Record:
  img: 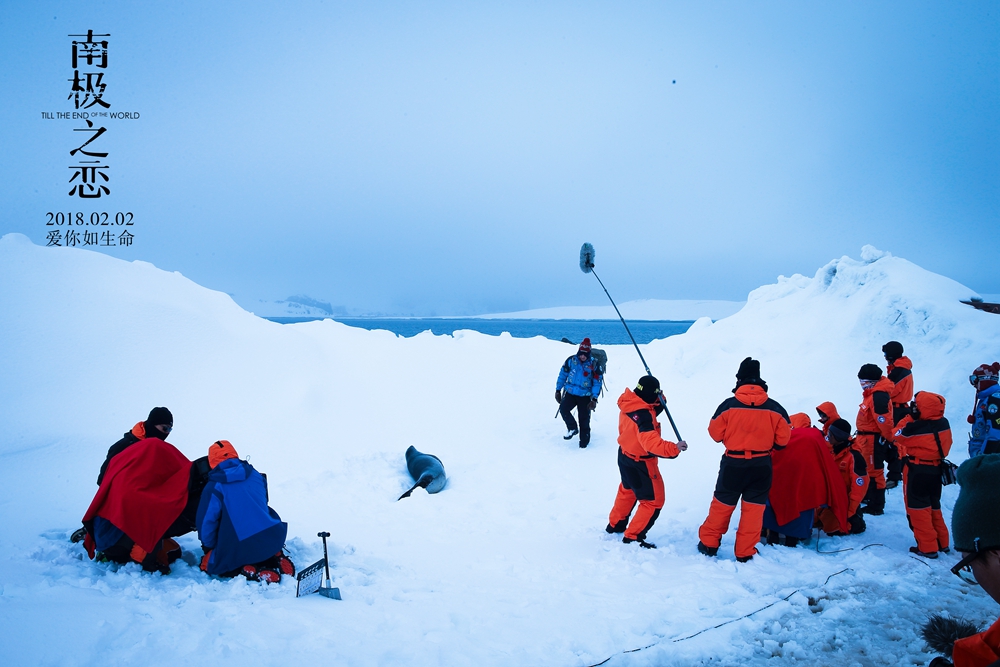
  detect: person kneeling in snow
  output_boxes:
[197,440,293,583]
[606,375,687,548]
[816,419,868,536]
[761,413,848,547]
[81,436,193,573]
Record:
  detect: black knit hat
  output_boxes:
[827,419,852,445]
[736,357,760,381]
[634,375,660,404]
[146,407,173,427]
[857,364,883,381]
[734,357,767,391]
[882,341,904,360]
[952,454,1000,553]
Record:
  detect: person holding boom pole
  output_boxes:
[577,244,688,548]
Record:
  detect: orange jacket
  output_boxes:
[617,388,681,460]
[708,385,791,454]
[886,356,914,406]
[831,438,868,516]
[953,616,1000,667]
[816,401,840,437]
[856,377,895,442]
[893,392,952,462]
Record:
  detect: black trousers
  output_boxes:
[559,392,592,445]
[712,455,773,505]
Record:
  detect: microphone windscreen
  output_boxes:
[579,243,595,274]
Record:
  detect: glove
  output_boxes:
[968,414,975,424]
[555,389,562,404]
[848,512,867,534]
[588,398,597,411]
[676,440,688,452]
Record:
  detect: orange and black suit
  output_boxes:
[894,391,952,554]
[698,385,791,560]
[855,376,895,492]
[816,435,868,534]
[815,402,840,440]
[887,356,914,423]
[608,388,682,542]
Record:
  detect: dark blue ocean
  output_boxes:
[263,317,694,345]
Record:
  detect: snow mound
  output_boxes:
[1,234,998,667]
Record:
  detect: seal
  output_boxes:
[397,446,447,500]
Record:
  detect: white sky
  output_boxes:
[2,1,997,315]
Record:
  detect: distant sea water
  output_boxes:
[263,317,695,345]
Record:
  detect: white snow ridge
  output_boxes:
[0,233,998,666]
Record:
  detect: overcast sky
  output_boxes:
[2,2,997,315]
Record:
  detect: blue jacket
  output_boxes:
[196,459,287,576]
[970,385,1000,457]
[556,354,603,397]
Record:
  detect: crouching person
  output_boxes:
[81,436,192,574]
[197,440,293,583]
[816,419,868,536]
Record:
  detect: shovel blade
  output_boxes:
[318,586,342,600]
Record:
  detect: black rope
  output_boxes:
[581,568,853,667]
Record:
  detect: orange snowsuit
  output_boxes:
[887,356,914,424]
[855,377,895,490]
[698,384,791,559]
[953,616,1000,667]
[894,391,952,553]
[815,402,840,439]
[608,388,682,542]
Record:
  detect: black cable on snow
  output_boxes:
[581,568,854,667]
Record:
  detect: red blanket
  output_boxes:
[83,438,191,554]
[770,427,849,533]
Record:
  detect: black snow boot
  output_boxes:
[909,546,939,559]
[736,553,755,563]
[861,488,885,515]
[783,536,799,548]
[606,519,628,534]
[697,541,718,557]
[623,537,656,549]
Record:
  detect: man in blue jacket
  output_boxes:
[555,337,603,448]
[197,440,292,583]
[969,363,1000,457]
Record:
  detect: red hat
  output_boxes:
[578,338,592,357]
[208,440,239,468]
[972,363,1000,390]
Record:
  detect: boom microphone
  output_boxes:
[578,242,682,440]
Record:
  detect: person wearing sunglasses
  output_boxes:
[943,454,1000,666]
[855,364,896,516]
[96,407,174,485]
[968,363,1000,458]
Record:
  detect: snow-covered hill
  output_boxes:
[0,234,998,667]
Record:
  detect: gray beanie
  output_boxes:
[952,454,1000,553]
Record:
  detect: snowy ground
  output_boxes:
[1,234,998,667]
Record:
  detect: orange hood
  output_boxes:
[914,391,946,420]
[789,413,812,429]
[816,402,840,422]
[734,384,769,406]
[618,387,656,413]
